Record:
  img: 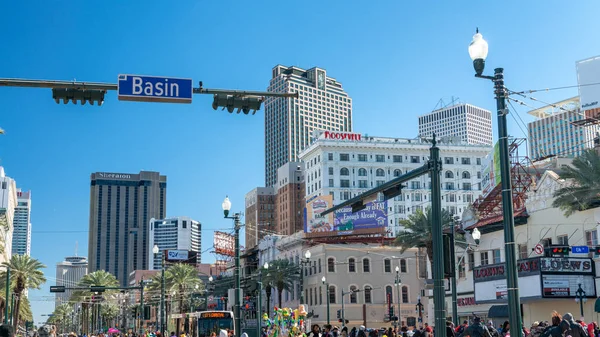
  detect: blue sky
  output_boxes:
[1,0,600,326]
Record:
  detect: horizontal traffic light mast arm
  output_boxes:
[54,285,143,291]
[321,164,431,215]
[196,86,298,98]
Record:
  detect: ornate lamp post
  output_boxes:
[415,296,424,324]
[395,266,401,325]
[322,276,330,325]
[152,244,166,337]
[299,250,311,305]
[222,196,242,337]
[575,283,587,320]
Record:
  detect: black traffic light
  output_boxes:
[144,305,151,320]
[546,245,570,257]
[90,286,106,293]
[52,88,106,106]
[336,309,341,319]
[594,246,600,254]
[388,306,394,318]
[50,286,65,293]
[443,234,454,278]
[212,94,263,114]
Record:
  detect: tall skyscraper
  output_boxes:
[11,189,32,256]
[148,216,202,270]
[55,256,88,306]
[265,65,353,187]
[418,103,493,145]
[89,171,167,286]
[244,187,276,249]
[275,162,305,236]
[527,96,600,160]
[0,166,17,263]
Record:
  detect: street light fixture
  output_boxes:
[575,283,587,320]
[322,276,330,325]
[415,296,424,324]
[395,266,401,325]
[469,28,522,337]
[152,244,166,337]
[471,228,481,245]
[257,262,269,337]
[299,250,311,305]
[222,196,242,337]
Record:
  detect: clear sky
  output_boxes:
[1,0,600,326]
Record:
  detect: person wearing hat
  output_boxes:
[486,322,499,337]
[463,317,492,337]
[560,313,587,337]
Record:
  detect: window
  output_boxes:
[458,259,465,278]
[358,180,368,188]
[348,258,356,272]
[461,158,471,165]
[319,286,323,305]
[340,180,350,188]
[448,193,456,202]
[328,167,334,175]
[444,157,454,164]
[329,179,334,187]
[477,171,482,179]
[465,194,473,203]
[384,259,392,273]
[340,154,349,161]
[400,259,407,273]
[328,153,334,160]
[557,235,569,246]
[376,155,385,162]
[518,244,528,260]
[463,183,472,190]
[468,252,475,270]
[376,180,385,186]
[376,169,385,177]
[476,158,481,165]
[445,171,454,179]
[586,230,598,246]
[462,171,471,179]
[364,286,372,303]
[363,258,370,272]
[385,286,393,302]
[358,168,367,176]
[329,286,336,304]
[328,258,335,272]
[401,286,409,303]
[411,181,420,189]
[394,169,402,177]
[340,168,350,176]
[480,251,489,266]
[358,154,367,162]
[318,258,322,273]
[350,286,358,303]
[493,249,502,264]
[411,156,420,163]
[309,288,313,306]
[393,155,402,163]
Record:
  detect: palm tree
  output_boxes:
[552,149,600,216]
[263,260,300,308]
[264,283,272,317]
[1,255,46,331]
[71,270,119,334]
[50,303,73,333]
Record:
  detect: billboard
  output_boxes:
[577,56,600,120]
[481,141,501,197]
[304,194,388,237]
[214,231,235,257]
[165,250,198,265]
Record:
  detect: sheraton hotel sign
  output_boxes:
[96,172,134,180]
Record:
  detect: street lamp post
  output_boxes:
[205,276,213,311]
[416,297,424,324]
[258,262,268,337]
[395,266,401,326]
[3,268,8,325]
[575,284,587,320]
[222,196,242,337]
[469,28,523,337]
[322,277,330,325]
[152,244,166,337]
[299,251,311,305]
[341,289,361,328]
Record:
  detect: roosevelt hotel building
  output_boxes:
[264,65,353,187]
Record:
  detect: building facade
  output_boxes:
[418,103,493,146]
[0,166,17,263]
[12,189,31,256]
[276,162,305,236]
[148,216,202,270]
[244,187,276,249]
[298,131,492,236]
[265,65,353,187]
[55,256,88,306]
[527,97,600,160]
[88,171,167,286]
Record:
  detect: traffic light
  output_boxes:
[50,286,65,293]
[336,309,341,319]
[546,245,570,256]
[212,94,263,114]
[594,246,600,254]
[52,88,106,106]
[443,234,454,278]
[90,286,106,293]
[388,306,394,318]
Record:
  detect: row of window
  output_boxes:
[305,284,411,306]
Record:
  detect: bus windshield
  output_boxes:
[197,311,234,337]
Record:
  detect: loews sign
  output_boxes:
[474,257,593,282]
[540,258,593,273]
[322,131,362,141]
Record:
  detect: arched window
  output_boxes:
[340,168,350,176]
[462,171,471,179]
[350,285,358,303]
[394,169,402,177]
[384,259,392,273]
[364,286,372,304]
[376,169,385,177]
[358,168,367,176]
[329,285,336,304]
[400,259,407,273]
[328,257,335,272]
[445,171,454,179]
[385,285,393,303]
[348,258,356,272]
[363,258,370,272]
[402,285,409,303]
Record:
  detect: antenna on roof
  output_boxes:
[75,241,78,257]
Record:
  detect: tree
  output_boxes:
[552,149,600,216]
[0,255,46,332]
[70,270,119,334]
[263,260,300,308]
[49,303,72,333]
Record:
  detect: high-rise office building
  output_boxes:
[55,256,88,306]
[527,96,600,160]
[265,65,353,187]
[12,189,31,256]
[0,166,17,263]
[244,187,276,249]
[148,216,201,270]
[89,171,167,286]
[418,103,493,145]
[275,162,305,236]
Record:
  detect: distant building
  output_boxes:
[244,187,276,249]
[88,171,167,286]
[0,167,17,263]
[527,96,600,160]
[265,65,353,187]
[418,103,493,145]
[12,189,32,256]
[55,256,88,306]
[148,216,201,270]
[275,162,305,236]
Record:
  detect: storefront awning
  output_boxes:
[594,298,600,313]
[488,305,509,318]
